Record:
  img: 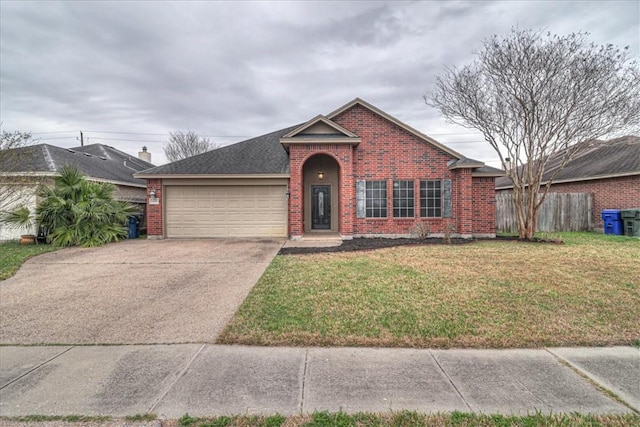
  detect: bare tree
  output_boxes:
[163,131,217,162]
[427,29,640,239]
[1,130,33,151]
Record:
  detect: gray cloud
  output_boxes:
[1,0,638,165]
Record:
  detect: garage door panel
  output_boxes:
[165,185,287,238]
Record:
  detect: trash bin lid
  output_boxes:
[620,208,640,219]
[601,209,622,219]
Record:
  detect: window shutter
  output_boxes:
[442,179,452,218]
[356,180,365,218]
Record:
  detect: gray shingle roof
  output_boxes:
[472,165,505,175]
[0,143,154,186]
[137,125,299,176]
[495,135,640,188]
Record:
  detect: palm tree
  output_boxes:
[36,165,138,247]
[0,205,37,244]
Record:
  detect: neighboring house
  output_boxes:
[0,143,154,240]
[136,98,503,240]
[495,135,640,231]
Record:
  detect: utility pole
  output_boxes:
[77,131,84,147]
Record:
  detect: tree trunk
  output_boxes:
[513,188,527,239]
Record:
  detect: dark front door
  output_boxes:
[311,185,331,230]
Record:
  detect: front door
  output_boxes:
[311,185,331,230]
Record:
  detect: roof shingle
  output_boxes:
[495,135,640,188]
[0,143,154,186]
[137,125,298,176]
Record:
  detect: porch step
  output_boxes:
[283,233,343,248]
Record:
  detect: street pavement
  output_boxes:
[0,345,637,418]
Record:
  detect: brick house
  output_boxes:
[137,98,503,240]
[495,135,640,231]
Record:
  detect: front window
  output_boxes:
[420,180,442,217]
[393,180,414,218]
[365,181,387,218]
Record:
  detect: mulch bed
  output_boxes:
[279,235,562,255]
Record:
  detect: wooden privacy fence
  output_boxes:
[496,193,593,233]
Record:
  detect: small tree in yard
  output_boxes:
[163,131,217,162]
[427,29,640,239]
[36,166,138,247]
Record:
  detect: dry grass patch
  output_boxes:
[218,233,639,348]
[165,411,640,427]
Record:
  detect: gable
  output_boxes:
[280,115,361,146]
[328,98,464,160]
[301,122,345,136]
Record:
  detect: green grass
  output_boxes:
[3,412,638,426]
[219,232,639,348]
[125,413,158,421]
[175,411,640,427]
[0,241,60,280]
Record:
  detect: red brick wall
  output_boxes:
[472,177,497,234]
[288,145,354,237]
[145,104,499,239]
[545,175,640,230]
[146,178,163,237]
[328,104,497,236]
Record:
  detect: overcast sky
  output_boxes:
[1,1,638,166]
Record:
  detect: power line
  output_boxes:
[429,132,481,136]
[37,137,78,141]
[90,137,167,143]
[29,130,252,139]
[83,130,168,136]
[30,130,78,134]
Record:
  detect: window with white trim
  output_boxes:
[393,180,414,218]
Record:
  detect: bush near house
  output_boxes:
[1,165,137,248]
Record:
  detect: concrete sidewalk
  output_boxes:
[0,345,637,418]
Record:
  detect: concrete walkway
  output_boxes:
[0,345,637,418]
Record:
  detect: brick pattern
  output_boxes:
[472,177,497,234]
[330,104,483,236]
[146,178,163,237]
[288,146,354,237]
[545,175,640,229]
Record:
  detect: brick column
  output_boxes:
[456,169,474,237]
[338,148,354,238]
[288,148,304,238]
[146,178,163,238]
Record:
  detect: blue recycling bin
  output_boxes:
[601,209,623,235]
[128,215,141,239]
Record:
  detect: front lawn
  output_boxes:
[218,233,639,348]
[0,241,59,280]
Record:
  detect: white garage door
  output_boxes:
[165,185,287,238]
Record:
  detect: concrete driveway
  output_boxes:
[0,239,283,345]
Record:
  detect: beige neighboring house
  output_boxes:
[0,143,154,241]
